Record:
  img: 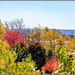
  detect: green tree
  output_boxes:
[27,42,46,70]
[52,45,72,74]
[0,48,41,74]
[13,42,28,63]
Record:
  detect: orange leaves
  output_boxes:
[41,58,59,72]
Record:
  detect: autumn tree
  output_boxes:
[67,36,75,59]
[41,27,53,41]
[66,36,75,52]
[40,27,56,55]
[0,20,8,40]
[62,33,66,37]
[3,31,24,50]
[0,20,9,50]
[29,27,41,42]
[52,29,61,34]
[52,29,61,40]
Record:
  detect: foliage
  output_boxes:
[67,36,75,51]
[3,31,24,50]
[57,38,65,47]
[0,21,41,74]
[66,36,75,60]
[53,45,72,74]
[47,49,53,59]
[41,58,59,72]
[0,20,9,51]
[0,41,9,50]
[52,29,61,40]
[29,27,41,42]
[52,29,61,34]
[62,33,67,38]
[41,27,53,41]
[27,41,46,70]
[0,20,8,40]
[40,42,51,52]
[40,27,57,55]
[13,42,28,62]
[0,48,41,74]
[71,59,75,74]
[1,19,75,74]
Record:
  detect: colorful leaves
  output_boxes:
[0,21,8,39]
[0,47,41,74]
[3,31,24,50]
[41,58,59,72]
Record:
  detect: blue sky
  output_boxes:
[0,1,75,29]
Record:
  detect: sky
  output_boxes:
[0,1,75,29]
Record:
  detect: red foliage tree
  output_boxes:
[41,58,59,72]
[3,31,24,50]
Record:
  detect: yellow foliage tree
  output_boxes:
[29,27,41,42]
[0,20,9,50]
[0,20,8,40]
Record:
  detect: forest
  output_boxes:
[0,19,75,74]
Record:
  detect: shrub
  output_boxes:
[0,48,41,74]
[71,59,75,74]
[0,21,41,74]
[0,20,9,50]
[0,41,9,50]
[3,31,24,50]
[41,58,59,72]
[47,49,53,59]
[27,41,46,70]
[52,45,73,74]
[0,20,8,40]
[13,42,28,62]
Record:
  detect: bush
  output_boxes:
[0,42,41,74]
[3,31,24,50]
[0,20,9,51]
[47,49,53,59]
[52,45,73,74]
[41,58,59,73]
[0,41,9,50]
[71,59,75,74]
[0,20,8,40]
[13,42,28,62]
[0,22,41,74]
[27,41,46,70]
